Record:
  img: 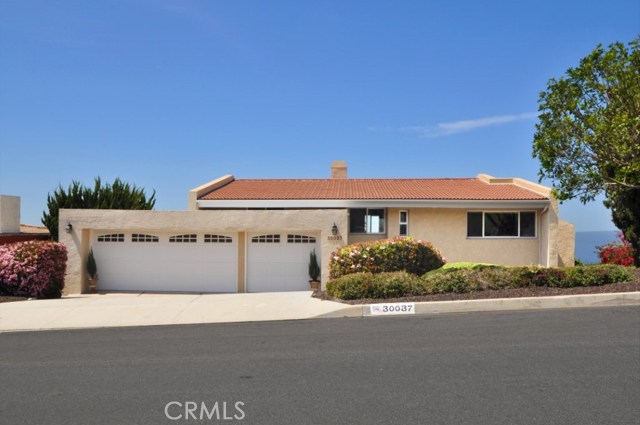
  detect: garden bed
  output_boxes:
[315,267,640,304]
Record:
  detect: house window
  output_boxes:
[97,233,124,242]
[287,234,316,243]
[399,210,409,236]
[169,234,197,243]
[132,234,159,243]
[204,234,233,243]
[349,208,385,234]
[467,212,537,238]
[251,234,280,243]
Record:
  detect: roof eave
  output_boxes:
[197,199,551,209]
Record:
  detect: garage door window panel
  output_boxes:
[97,233,124,242]
[287,234,316,243]
[132,234,159,243]
[204,234,233,243]
[169,234,197,243]
[251,234,280,243]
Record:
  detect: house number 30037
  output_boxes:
[369,303,415,315]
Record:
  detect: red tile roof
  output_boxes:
[199,178,548,201]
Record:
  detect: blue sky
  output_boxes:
[0,0,637,231]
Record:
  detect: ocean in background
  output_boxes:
[575,230,618,264]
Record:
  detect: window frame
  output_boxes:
[399,210,409,237]
[467,211,537,239]
[348,208,386,235]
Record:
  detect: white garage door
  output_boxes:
[247,233,320,292]
[92,232,237,292]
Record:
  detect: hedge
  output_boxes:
[325,272,425,300]
[326,264,633,300]
[0,240,68,298]
[329,237,446,279]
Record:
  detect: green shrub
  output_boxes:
[308,249,320,281]
[569,264,633,285]
[326,272,424,300]
[326,264,632,300]
[564,266,601,286]
[87,247,98,279]
[421,270,479,293]
[422,267,517,293]
[469,266,518,290]
[509,265,545,287]
[510,264,631,288]
[534,268,568,287]
[426,262,503,275]
[329,237,445,279]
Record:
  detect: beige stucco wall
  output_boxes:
[59,209,348,295]
[347,233,387,244]
[541,199,560,267]
[0,195,21,234]
[388,208,542,266]
[329,206,570,267]
[557,219,575,267]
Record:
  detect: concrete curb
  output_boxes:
[315,292,640,319]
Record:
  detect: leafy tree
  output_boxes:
[43,177,156,241]
[532,38,640,265]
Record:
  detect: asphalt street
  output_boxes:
[1,306,639,425]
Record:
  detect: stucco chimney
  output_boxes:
[331,161,347,179]
[0,195,20,234]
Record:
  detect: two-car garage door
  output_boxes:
[92,232,237,293]
[92,231,320,293]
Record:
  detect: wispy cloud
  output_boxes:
[400,112,538,138]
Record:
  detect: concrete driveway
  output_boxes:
[0,291,354,332]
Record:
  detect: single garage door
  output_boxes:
[92,232,237,292]
[247,232,320,292]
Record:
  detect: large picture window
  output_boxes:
[349,208,385,234]
[467,212,536,238]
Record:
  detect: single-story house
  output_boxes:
[60,161,575,295]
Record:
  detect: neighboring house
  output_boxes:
[60,161,574,295]
[0,195,50,245]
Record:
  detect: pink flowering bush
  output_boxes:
[0,241,67,298]
[597,232,635,267]
[329,237,446,279]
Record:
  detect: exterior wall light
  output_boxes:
[331,223,338,236]
[65,223,73,233]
